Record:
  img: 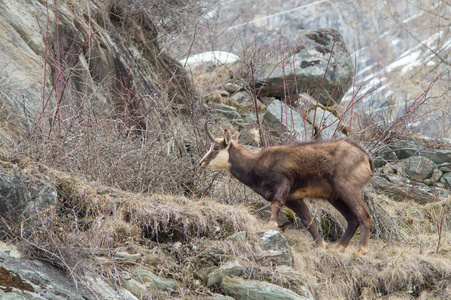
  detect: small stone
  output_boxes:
[132,268,178,291]
[439,163,451,172]
[224,82,241,93]
[432,169,443,182]
[226,231,247,241]
[442,172,451,187]
[207,261,244,287]
[123,278,146,297]
[259,230,293,266]
[116,252,142,262]
[231,91,252,103]
[194,266,217,281]
[214,89,230,97]
[213,104,242,121]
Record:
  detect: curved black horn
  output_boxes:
[205,120,216,142]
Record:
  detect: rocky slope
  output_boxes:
[0,0,450,299]
[0,0,193,143]
[0,152,450,299]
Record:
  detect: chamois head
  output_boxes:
[200,120,238,171]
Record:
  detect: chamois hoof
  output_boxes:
[354,247,369,256]
[267,221,279,230]
[316,241,328,250]
[335,245,347,253]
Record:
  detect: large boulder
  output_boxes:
[255,28,353,106]
[220,276,311,300]
[306,105,348,140]
[392,140,451,164]
[371,174,450,204]
[0,171,57,237]
[263,100,314,141]
[396,156,437,181]
[0,245,137,300]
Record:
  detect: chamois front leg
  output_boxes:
[268,200,283,229]
[267,182,289,230]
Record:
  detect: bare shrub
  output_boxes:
[0,0,214,198]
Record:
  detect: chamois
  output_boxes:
[200,120,374,254]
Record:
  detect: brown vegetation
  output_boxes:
[0,0,450,299]
[1,152,449,299]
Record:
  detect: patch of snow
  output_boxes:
[385,50,421,73]
[179,51,239,68]
[391,38,401,46]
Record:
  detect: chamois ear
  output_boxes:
[230,131,240,141]
[224,129,231,145]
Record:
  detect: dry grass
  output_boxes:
[1,153,449,299]
[0,1,449,298]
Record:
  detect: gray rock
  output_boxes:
[213,103,243,123]
[263,100,313,141]
[226,231,248,241]
[194,266,217,281]
[429,150,451,165]
[442,173,451,187]
[259,230,293,266]
[0,0,52,138]
[224,82,242,93]
[214,89,231,97]
[276,266,313,299]
[132,267,179,291]
[374,145,398,168]
[0,0,192,142]
[0,173,57,237]
[123,278,147,298]
[439,163,451,172]
[212,294,235,300]
[231,91,253,103]
[207,261,244,286]
[396,156,437,180]
[256,28,353,106]
[306,105,347,139]
[432,169,443,182]
[393,141,451,164]
[0,251,136,300]
[371,174,450,204]
[393,140,425,159]
[0,241,22,258]
[116,252,142,262]
[220,276,311,300]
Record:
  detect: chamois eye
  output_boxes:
[213,146,219,151]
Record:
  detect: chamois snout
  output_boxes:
[199,140,231,171]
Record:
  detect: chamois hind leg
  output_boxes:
[328,198,359,252]
[334,184,372,254]
[286,199,327,249]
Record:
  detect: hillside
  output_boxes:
[0,0,450,299]
[1,152,450,299]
